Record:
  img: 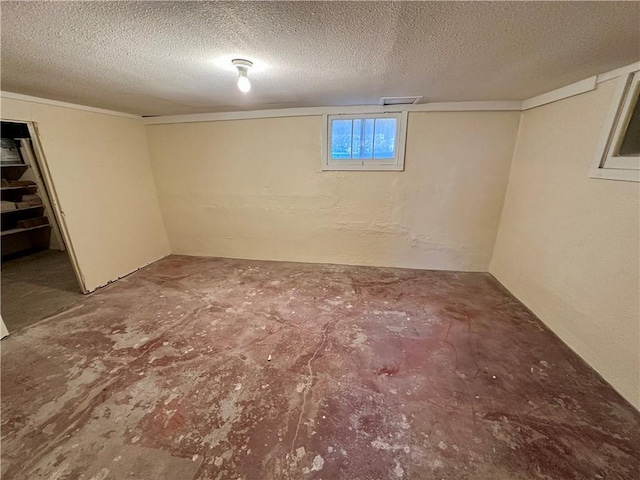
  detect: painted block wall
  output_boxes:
[0,98,170,292]
[490,79,640,408]
[4,87,636,411]
[145,111,521,272]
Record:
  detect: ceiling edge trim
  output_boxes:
[142,101,523,125]
[522,61,640,111]
[521,77,597,111]
[597,62,640,84]
[0,91,142,120]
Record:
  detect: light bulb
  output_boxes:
[237,75,251,93]
[232,59,253,94]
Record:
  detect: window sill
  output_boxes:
[322,163,404,172]
[589,167,640,182]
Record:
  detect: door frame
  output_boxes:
[1,314,8,339]
[2,118,87,293]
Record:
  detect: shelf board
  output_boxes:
[1,224,50,237]
[1,205,44,214]
[1,164,31,181]
[0,185,36,191]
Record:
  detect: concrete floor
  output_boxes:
[1,249,82,332]
[1,255,638,480]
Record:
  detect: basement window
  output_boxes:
[591,70,640,182]
[322,112,407,171]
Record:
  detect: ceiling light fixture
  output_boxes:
[232,59,253,93]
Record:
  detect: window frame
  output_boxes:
[321,111,408,171]
[591,70,640,182]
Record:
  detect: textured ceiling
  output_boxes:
[1,1,639,116]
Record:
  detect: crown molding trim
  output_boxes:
[142,101,523,125]
[0,91,142,120]
[596,62,640,84]
[521,62,640,111]
[521,77,597,111]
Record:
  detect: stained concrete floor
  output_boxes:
[1,249,82,332]
[1,255,638,480]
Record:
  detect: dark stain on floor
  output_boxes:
[1,255,638,479]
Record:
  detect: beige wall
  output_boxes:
[146,111,520,272]
[3,88,637,408]
[1,98,170,292]
[490,79,640,408]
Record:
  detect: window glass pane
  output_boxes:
[363,118,375,158]
[330,116,398,161]
[373,118,397,159]
[351,119,375,159]
[619,89,640,157]
[331,119,352,159]
[352,119,362,158]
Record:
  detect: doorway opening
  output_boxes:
[1,120,84,334]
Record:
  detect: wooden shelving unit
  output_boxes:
[1,162,51,258]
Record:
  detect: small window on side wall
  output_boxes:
[591,70,640,182]
[322,112,408,171]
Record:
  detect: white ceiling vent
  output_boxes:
[380,96,423,106]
